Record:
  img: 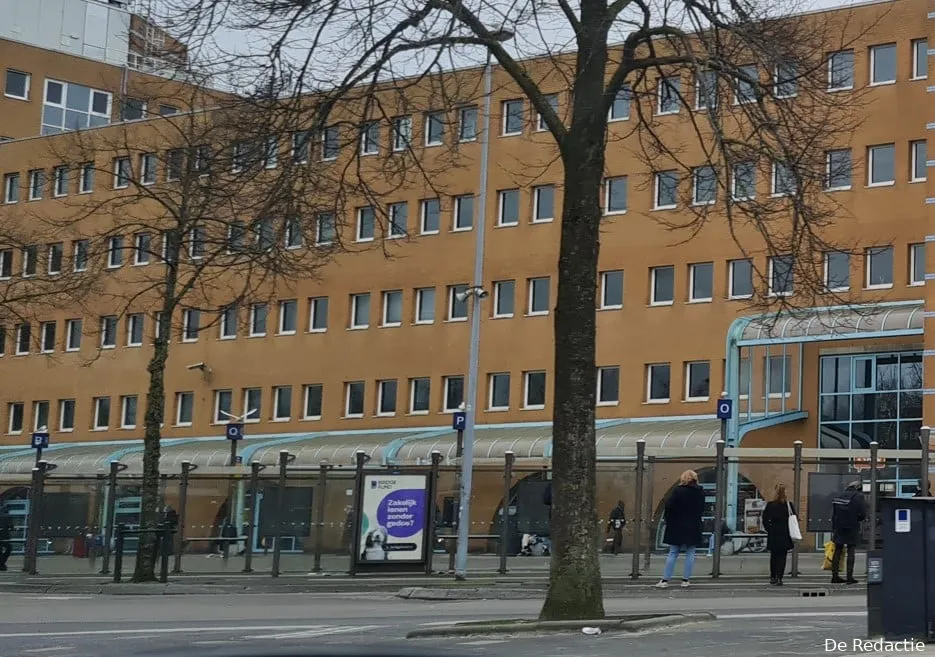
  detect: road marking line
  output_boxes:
[244,625,384,640]
[0,625,336,639]
[23,648,74,653]
[458,640,508,646]
[718,611,866,620]
[22,596,93,601]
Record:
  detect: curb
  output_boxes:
[395,586,859,601]
[405,612,716,638]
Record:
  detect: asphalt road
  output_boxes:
[0,592,869,657]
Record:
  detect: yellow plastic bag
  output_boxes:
[822,541,835,570]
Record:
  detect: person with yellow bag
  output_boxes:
[829,481,867,584]
[822,540,835,571]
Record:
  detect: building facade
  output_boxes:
[0,0,932,553]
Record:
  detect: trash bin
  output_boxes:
[72,534,88,558]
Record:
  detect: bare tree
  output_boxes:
[159,0,884,616]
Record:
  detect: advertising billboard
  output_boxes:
[356,473,429,567]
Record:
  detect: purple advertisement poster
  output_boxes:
[357,474,428,563]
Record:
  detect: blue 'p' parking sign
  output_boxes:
[716,399,733,420]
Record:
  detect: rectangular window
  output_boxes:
[93,397,110,430]
[382,290,403,327]
[47,242,63,275]
[4,69,30,99]
[392,116,412,151]
[285,217,302,248]
[140,153,157,185]
[278,299,297,334]
[65,319,82,351]
[769,255,794,296]
[357,206,375,242]
[410,378,431,414]
[388,202,407,238]
[360,121,380,155]
[772,162,795,195]
[415,288,435,324]
[41,80,111,135]
[600,270,624,309]
[315,212,335,246]
[488,373,511,410]
[685,361,711,401]
[107,236,124,268]
[493,280,515,318]
[732,161,756,200]
[764,355,792,396]
[3,173,19,203]
[654,170,678,209]
[825,149,852,190]
[159,105,178,116]
[13,324,26,355]
[127,313,144,346]
[244,388,262,422]
[604,176,627,214]
[22,245,37,277]
[114,157,130,189]
[214,389,233,423]
[825,251,850,292]
[377,379,397,416]
[249,303,268,336]
[182,308,200,341]
[303,384,323,420]
[7,402,24,434]
[132,232,152,265]
[321,126,340,160]
[695,70,717,110]
[175,392,194,426]
[870,43,897,85]
[523,371,547,409]
[264,136,279,169]
[528,277,550,315]
[657,76,681,114]
[646,363,671,402]
[220,305,238,339]
[78,163,94,192]
[309,297,328,332]
[911,141,927,182]
[828,50,855,90]
[58,399,75,432]
[536,94,559,131]
[420,198,440,234]
[443,375,464,412]
[350,293,370,329]
[100,315,118,348]
[912,38,928,80]
[40,321,55,353]
[120,395,137,429]
[773,61,797,98]
[345,381,365,417]
[121,97,145,121]
[692,166,716,205]
[597,366,620,405]
[273,386,292,420]
[689,262,714,302]
[292,131,311,163]
[33,400,50,432]
[532,185,555,223]
[865,246,894,288]
[910,243,925,286]
[28,169,45,200]
[53,166,69,197]
[425,111,445,146]
[163,149,183,182]
[73,240,88,272]
[868,144,896,186]
[0,250,10,279]
[189,225,205,259]
[502,100,524,135]
[650,265,675,305]
[734,64,758,104]
[497,189,520,226]
[458,106,478,141]
[609,85,631,120]
[454,195,474,230]
[448,285,468,321]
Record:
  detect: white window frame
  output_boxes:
[92,397,110,430]
[220,305,238,339]
[14,323,29,355]
[646,363,671,403]
[502,100,524,136]
[599,270,624,310]
[733,64,758,105]
[65,319,82,352]
[771,162,795,196]
[912,38,928,80]
[522,371,547,410]
[442,376,464,413]
[773,62,797,99]
[685,361,711,402]
[458,106,478,142]
[447,285,468,321]
[409,378,431,415]
[22,245,37,278]
[376,380,397,417]
[308,297,328,332]
[694,70,716,110]
[120,396,137,429]
[53,166,68,197]
[653,171,678,210]
[42,79,111,134]
[4,69,30,100]
[100,316,117,349]
[278,299,298,335]
[827,50,854,91]
[141,153,157,185]
[910,243,926,287]
[425,111,445,146]
[47,243,63,275]
[28,169,44,200]
[344,381,365,418]
[243,388,262,423]
[315,213,335,246]
[175,392,194,427]
[865,246,894,290]
[7,402,24,434]
[768,255,794,297]
[420,198,440,235]
[824,251,850,293]
[182,308,200,342]
[656,76,680,115]
[303,384,323,420]
[133,233,151,266]
[731,162,755,200]
[381,290,403,327]
[213,389,233,424]
[73,240,88,272]
[596,366,620,406]
[649,266,675,306]
[910,140,927,183]
[284,217,302,249]
[392,116,412,152]
[356,206,375,242]
[691,166,716,206]
[3,173,18,204]
[527,277,550,316]
[388,202,407,238]
[536,94,558,132]
[113,157,130,189]
[127,313,144,347]
[825,149,852,191]
[272,386,292,421]
[532,185,555,223]
[0,249,10,280]
[688,262,714,303]
[414,288,435,324]
[497,189,519,227]
[107,236,123,268]
[249,303,267,337]
[604,176,627,215]
[264,136,279,169]
[78,163,94,193]
[869,43,897,86]
[350,293,370,329]
[492,280,514,318]
[488,373,510,411]
[608,86,631,121]
[58,399,75,432]
[359,121,380,156]
[453,195,473,232]
[867,144,896,187]
[39,321,55,354]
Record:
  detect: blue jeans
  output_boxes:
[662,544,697,581]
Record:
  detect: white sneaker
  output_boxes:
[681,580,691,588]
[655,580,668,588]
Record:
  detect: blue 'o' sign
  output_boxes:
[716,399,733,420]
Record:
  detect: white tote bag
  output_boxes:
[787,501,803,541]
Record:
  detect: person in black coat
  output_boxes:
[831,481,867,584]
[0,503,12,571]
[762,483,796,586]
[656,470,706,588]
[606,501,626,555]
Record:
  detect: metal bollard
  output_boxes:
[868,442,879,553]
[712,440,726,578]
[174,461,196,574]
[159,525,170,583]
[243,461,265,573]
[498,451,515,575]
[100,461,126,575]
[347,450,371,576]
[113,524,126,583]
[312,461,332,573]
[790,440,803,578]
[630,440,646,579]
[425,451,442,576]
[271,450,295,578]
